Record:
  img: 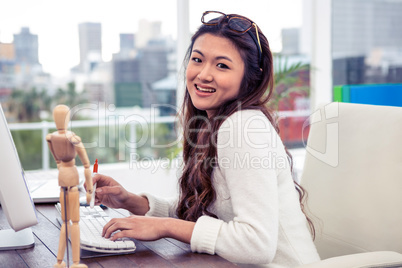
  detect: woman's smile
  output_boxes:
[195,84,216,93]
[194,84,216,97]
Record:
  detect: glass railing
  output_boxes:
[9,110,310,171]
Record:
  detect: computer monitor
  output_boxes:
[0,104,38,250]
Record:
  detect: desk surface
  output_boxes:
[0,204,237,268]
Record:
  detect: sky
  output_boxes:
[0,0,302,78]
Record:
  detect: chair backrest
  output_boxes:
[300,102,402,259]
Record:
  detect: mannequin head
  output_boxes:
[53,105,70,133]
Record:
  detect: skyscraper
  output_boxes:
[113,34,136,60]
[78,22,102,73]
[12,27,47,91]
[13,27,39,64]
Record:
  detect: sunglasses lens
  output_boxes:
[228,18,252,32]
[203,12,224,24]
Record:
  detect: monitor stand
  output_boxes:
[0,228,35,250]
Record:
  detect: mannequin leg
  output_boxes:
[54,188,69,268]
[69,187,87,268]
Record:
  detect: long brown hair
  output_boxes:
[176,13,315,238]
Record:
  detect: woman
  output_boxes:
[92,11,320,267]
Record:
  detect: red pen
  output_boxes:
[90,159,98,208]
[93,159,98,173]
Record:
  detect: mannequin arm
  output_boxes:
[69,133,93,204]
[46,133,61,167]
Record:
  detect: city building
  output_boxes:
[113,34,137,60]
[332,0,402,85]
[0,43,15,60]
[80,61,114,105]
[78,22,102,73]
[113,58,142,107]
[13,27,39,64]
[0,27,53,94]
[112,19,175,110]
[151,74,177,116]
[120,33,135,51]
[72,19,176,110]
[113,38,172,108]
[13,27,47,91]
[0,43,15,99]
[71,22,113,104]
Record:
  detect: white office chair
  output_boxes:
[297,102,402,267]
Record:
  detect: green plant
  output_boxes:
[269,53,310,110]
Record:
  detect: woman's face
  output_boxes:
[186,33,245,117]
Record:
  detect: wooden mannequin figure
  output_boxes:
[46,104,93,268]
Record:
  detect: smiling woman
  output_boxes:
[91,10,319,268]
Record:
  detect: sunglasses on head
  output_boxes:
[201,11,262,67]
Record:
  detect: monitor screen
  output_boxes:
[0,104,38,250]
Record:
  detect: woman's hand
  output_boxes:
[89,174,150,215]
[89,174,130,209]
[103,216,166,241]
[102,216,195,244]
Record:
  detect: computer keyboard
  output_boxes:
[55,203,136,254]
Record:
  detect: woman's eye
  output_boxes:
[217,63,229,69]
[192,57,202,63]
